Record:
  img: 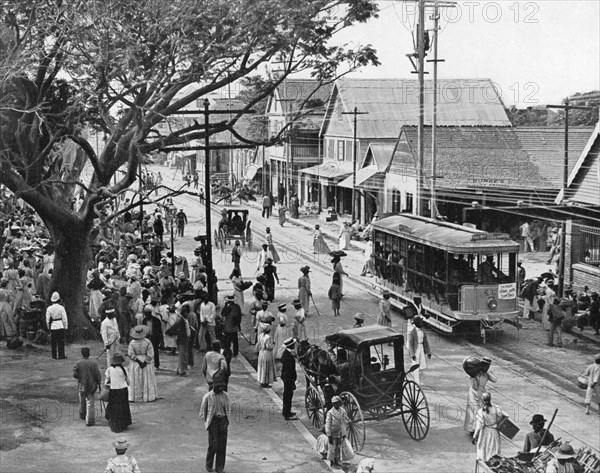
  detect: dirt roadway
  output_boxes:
[0,340,330,473]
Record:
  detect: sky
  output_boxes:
[333,0,600,107]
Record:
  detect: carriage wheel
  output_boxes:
[401,380,430,440]
[305,385,325,430]
[340,392,365,453]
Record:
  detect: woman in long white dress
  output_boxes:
[407,317,431,385]
[127,325,158,402]
[540,283,556,330]
[272,304,293,360]
[464,358,498,433]
[473,392,504,461]
[0,282,17,339]
[257,324,277,387]
[265,227,280,263]
[338,222,351,251]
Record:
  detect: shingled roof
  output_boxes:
[391,126,552,190]
[322,78,511,139]
[514,127,594,188]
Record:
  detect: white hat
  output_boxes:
[50,292,60,302]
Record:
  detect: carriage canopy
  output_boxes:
[326,325,404,350]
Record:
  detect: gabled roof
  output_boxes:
[268,79,333,118]
[363,143,395,171]
[555,122,600,204]
[392,126,552,190]
[322,78,511,139]
[515,127,594,188]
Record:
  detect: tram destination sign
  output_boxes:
[471,233,510,241]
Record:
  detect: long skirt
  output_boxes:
[464,387,480,433]
[257,349,277,384]
[273,324,293,359]
[128,364,158,402]
[269,244,280,263]
[105,388,132,433]
[89,289,103,319]
[313,235,331,254]
[0,302,17,339]
[476,425,501,461]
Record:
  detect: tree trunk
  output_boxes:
[46,222,98,341]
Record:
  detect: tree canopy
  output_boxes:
[0,0,379,336]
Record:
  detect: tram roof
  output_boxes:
[372,215,520,254]
[326,325,403,350]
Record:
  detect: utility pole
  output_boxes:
[160,102,255,303]
[546,98,594,295]
[342,107,368,222]
[416,0,426,216]
[427,0,443,218]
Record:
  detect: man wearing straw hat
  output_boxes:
[280,338,298,420]
[545,443,582,473]
[104,438,142,473]
[200,372,231,473]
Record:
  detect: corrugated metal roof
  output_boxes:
[372,214,520,254]
[364,143,396,171]
[392,126,553,190]
[300,160,354,180]
[276,79,333,114]
[326,78,511,139]
[515,127,594,188]
[338,166,379,189]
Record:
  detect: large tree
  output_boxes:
[0,0,379,338]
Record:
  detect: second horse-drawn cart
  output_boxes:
[214,208,252,251]
[297,325,431,453]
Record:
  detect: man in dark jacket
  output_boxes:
[73,347,102,426]
[221,295,242,358]
[153,214,165,242]
[280,338,298,420]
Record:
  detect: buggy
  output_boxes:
[297,325,430,453]
[214,208,252,251]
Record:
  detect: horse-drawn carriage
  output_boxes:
[214,208,252,251]
[298,325,430,453]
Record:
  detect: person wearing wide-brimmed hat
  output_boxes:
[200,372,231,473]
[273,303,292,359]
[104,353,132,433]
[104,438,141,473]
[472,392,505,461]
[292,299,307,342]
[353,313,364,328]
[545,442,582,473]
[46,291,68,359]
[464,357,497,434]
[280,338,298,420]
[297,266,312,316]
[583,353,600,415]
[523,413,555,453]
[127,325,158,403]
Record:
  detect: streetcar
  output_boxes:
[298,326,430,453]
[371,214,520,339]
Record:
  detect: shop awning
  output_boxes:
[338,166,379,189]
[243,163,261,181]
[300,161,354,181]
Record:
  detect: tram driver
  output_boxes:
[477,255,504,285]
